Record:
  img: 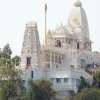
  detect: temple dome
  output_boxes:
[51,23,69,38]
[55,23,68,34]
[74,0,82,7]
[67,0,90,40]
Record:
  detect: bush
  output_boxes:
[75,88,100,100]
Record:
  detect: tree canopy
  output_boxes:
[2,44,12,58]
[0,44,21,100]
[79,76,90,91]
[27,80,56,100]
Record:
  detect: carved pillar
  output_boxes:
[50,52,52,69]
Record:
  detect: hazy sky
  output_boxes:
[0,0,99,55]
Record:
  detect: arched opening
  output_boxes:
[55,40,61,47]
[77,42,80,49]
[26,57,31,66]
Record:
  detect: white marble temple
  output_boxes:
[20,0,99,95]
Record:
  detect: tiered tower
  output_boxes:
[21,21,40,69]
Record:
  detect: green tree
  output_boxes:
[0,45,21,100]
[27,80,56,100]
[0,80,19,100]
[2,44,12,58]
[0,57,21,80]
[15,88,28,100]
[93,70,100,88]
[12,55,21,66]
[75,88,100,100]
[0,61,21,100]
[79,76,90,91]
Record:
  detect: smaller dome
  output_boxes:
[51,24,70,38]
[74,0,82,7]
[55,23,68,34]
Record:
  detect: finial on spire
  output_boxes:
[74,0,82,7]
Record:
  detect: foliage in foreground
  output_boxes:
[74,69,100,100]
[75,88,100,100]
[0,44,21,100]
[0,44,56,100]
[93,70,100,88]
[27,80,56,100]
[79,76,90,91]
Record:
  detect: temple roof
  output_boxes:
[55,23,68,34]
[51,24,69,38]
[26,21,37,28]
